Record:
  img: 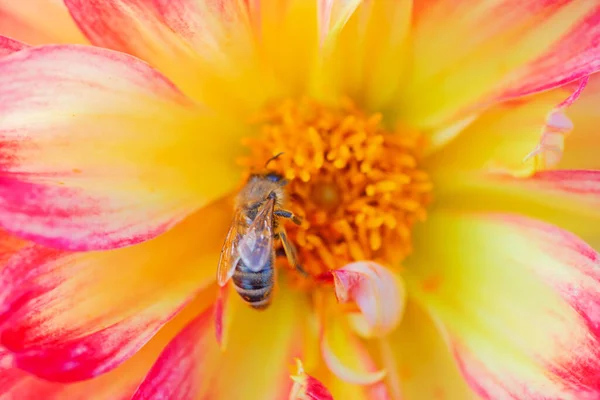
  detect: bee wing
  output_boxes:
[239,197,274,272]
[217,211,244,287]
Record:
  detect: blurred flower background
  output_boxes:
[1,1,600,399]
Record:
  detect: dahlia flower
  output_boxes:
[1,1,600,399]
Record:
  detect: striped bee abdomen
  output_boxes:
[232,259,274,310]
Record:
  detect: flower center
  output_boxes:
[239,98,432,282]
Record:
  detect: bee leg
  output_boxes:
[273,209,303,225]
[278,228,308,276]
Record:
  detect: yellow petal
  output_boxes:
[255,0,320,97]
[315,0,412,109]
[205,291,307,399]
[385,300,475,400]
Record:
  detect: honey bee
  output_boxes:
[217,154,303,310]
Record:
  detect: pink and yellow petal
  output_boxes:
[134,289,305,400]
[406,211,600,398]
[64,0,277,115]
[1,291,215,399]
[482,170,600,219]
[0,199,231,382]
[0,0,87,45]
[0,45,244,250]
[399,1,600,128]
[433,167,600,254]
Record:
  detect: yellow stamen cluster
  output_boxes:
[239,98,432,278]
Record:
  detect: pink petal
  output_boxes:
[289,359,334,400]
[0,201,231,382]
[409,211,600,399]
[0,44,227,251]
[0,35,28,57]
[332,261,406,338]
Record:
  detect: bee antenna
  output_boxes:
[265,152,285,168]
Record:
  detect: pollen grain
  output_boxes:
[239,98,432,279]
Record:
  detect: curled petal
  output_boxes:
[0,35,28,57]
[320,311,386,385]
[0,45,241,250]
[408,211,600,399]
[522,76,589,172]
[426,84,582,180]
[289,359,334,400]
[332,261,406,338]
